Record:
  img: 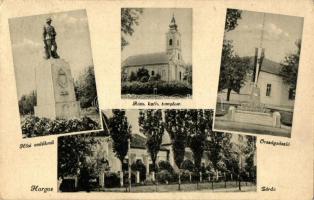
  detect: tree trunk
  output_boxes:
[178,172,181,191]
[227,88,232,101]
[120,160,124,187]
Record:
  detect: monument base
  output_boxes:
[35,101,81,120]
[228,106,281,128]
[34,58,81,120]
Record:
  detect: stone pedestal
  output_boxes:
[34,59,80,119]
[250,84,261,104]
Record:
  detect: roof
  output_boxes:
[248,57,282,75]
[123,52,169,67]
[131,133,168,151]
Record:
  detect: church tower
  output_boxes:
[166,15,182,61]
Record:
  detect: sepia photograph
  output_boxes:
[121,8,192,99]
[9,9,102,138]
[58,109,256,192]
[214,9,303,138]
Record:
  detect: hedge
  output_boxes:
[121,81,192,96]
[21,115,100,138]
[104,172,120,188]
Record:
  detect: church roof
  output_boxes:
[123,52,169,67]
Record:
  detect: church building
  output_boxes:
[122,15,186,82]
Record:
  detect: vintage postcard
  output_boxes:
[0,1,313,200]
[121,8,192,99]
[9,9,103,138]
[58,109,256,193]
[213,9,304,138]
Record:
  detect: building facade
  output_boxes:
[219,58,295,109]
[122,16,186,82]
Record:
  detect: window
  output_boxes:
[169,39,172,46]
[178,53,180,60]
[151,70,155,76]
[162,70,166,78]
[289,88,295,100]
[177,40,179,46]
[179,72,182,80]
[266,84,271,96]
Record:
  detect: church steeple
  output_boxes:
[166,14,181,60]
[169,14,177,30]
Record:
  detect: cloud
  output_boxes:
[12,38,42,50]
[236,22,290,41]
[53,13,87,26]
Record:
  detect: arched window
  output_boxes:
[169,39,172,46]
[179,72,182,80]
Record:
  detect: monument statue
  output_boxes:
[34,16,80,120]
[43,17,59,59]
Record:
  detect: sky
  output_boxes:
[121,8,192,64]
[225,10,303,63]
[9,9,93,98]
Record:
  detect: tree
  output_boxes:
[108,109,132,185]
[218,41,251,101]
[58,135,99,178]
[18,90,37,115]
[183,64,192,85]
[244,135,256,182]
[138,109,164,173]
[121,8,143,50]
[75,65,98,108]
[187,110,212,173]
[280,39,301,90]
[219,8,248,101]
[128,71,137,82]
[136,67,150,82]
[164,109,190,190]
[225,9,242,32]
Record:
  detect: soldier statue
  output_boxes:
[43,17,59,59]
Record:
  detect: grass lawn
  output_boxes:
[92,181,256,193]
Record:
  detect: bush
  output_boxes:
[158,160,174,174]
[156,170,173,184]
[21,115,100,138]
[191,171,201,182]
[181,160,195,172]
[121,81,192,96]
[180,170,192,183]
[104,172,120,188]
[149,74,161,81]
[128,71,137,82]
[18,91,37,115]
